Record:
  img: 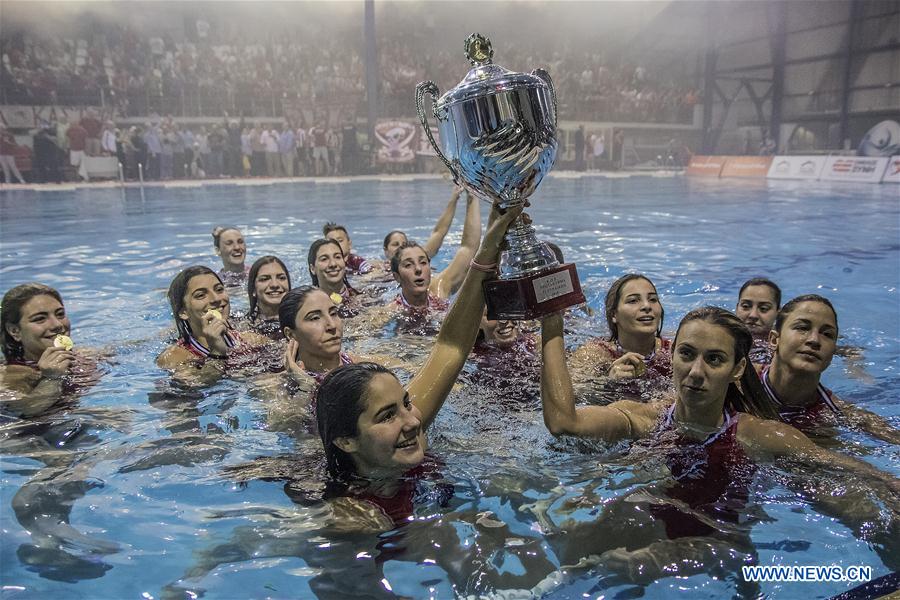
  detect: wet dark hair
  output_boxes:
[307,239,344,287]
[316,362,397,479]
[390,241,429,274]
[1,283,64,362]
[604,274,664,341]
[383,230,407,251]
[212,226,242,249]
[167,265,224,343]
[278,285,326,332]
[674,306,779,420]
[774,294,838,335]
[322,222,348,238]
[247,256,291,321]
[739,277,782,308]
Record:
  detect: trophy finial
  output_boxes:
[464,33,493,66]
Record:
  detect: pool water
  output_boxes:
[0,175,898,599]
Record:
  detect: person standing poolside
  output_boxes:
[212,226,249,287]
[570,274,671,400]
[1,284,99,417]
[245,256,291,339]
[312,202,522,528]
[759,294,900,443]
[322,223,372,275]
[736,277,781,364]
[157,266,268,383]
[0,125,26,184]
[66,120,89,181]
[540,306,900,582]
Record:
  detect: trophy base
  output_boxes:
[483,263,585,320]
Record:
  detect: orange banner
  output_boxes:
[721,156,773,178]
[686,155,727,177]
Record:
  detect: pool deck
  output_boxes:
[0,169,684,192]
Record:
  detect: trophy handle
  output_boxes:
[415,80,458,180]
[532,69,558,127]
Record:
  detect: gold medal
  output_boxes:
[54,334,74,350]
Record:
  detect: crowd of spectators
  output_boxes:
[6,111,363,184]
[2,23,699,125]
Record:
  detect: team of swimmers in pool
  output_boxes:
[1,186,898,582]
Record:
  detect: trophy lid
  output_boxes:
[435,33,550,109]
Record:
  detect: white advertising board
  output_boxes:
[881,156,900,183]
[766,155,827,180]
[820,156,888,183]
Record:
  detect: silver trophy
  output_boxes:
[416,33,584,319]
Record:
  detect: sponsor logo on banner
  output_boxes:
[686,155,727,177]
[882,156,900,183]
[721,156,772,178]
[821,156,888,183]
[374,120,418,163]
[858,120,900,157]
[766,155,827,180]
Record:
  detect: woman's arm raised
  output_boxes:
[541,312,656,442]
[408,203,520,430]
[422,186,461,259]
[431,192,482,300]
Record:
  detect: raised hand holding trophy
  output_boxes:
[415,33,585,320]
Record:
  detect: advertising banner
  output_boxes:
[374,120,418,163]
[820,156,888,183]
[720,156,772,178]
[881,156,900,183]
[686,155,727,177]
[766,155,827,180]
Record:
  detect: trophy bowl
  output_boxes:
[416,33,585,320]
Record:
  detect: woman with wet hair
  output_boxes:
[307,238,361,318]
[311,203,522,528]
[540,305,900,582]
[1,283,95,416]
[212,226,249,287]
[279,285,354,384]
[157,265,268,381]
[760,294,899,443]
[736,277,782,364]
[245,256,291,339]
[570,274,671,399]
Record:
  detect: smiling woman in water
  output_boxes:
[212,226,249,287]
[312,202,522,529]
[1,283,100,417]
[569,274,671,400]
[157,266,269,383]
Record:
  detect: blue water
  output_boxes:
[1,175,898,598]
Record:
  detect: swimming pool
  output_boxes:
[1,174,898,598]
